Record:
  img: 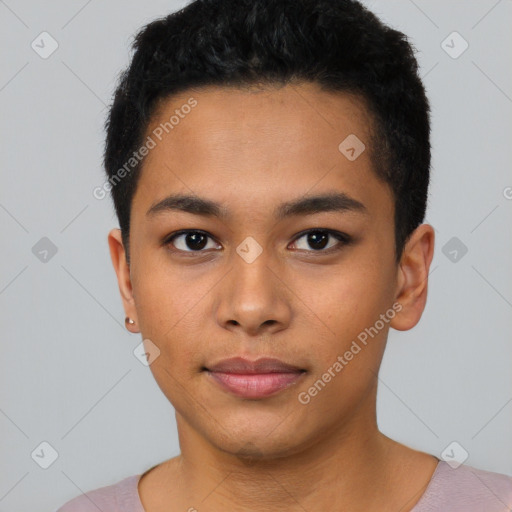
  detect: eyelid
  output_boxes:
[164,228,352,256]
[289,228,351,253]
[163,229,221,253]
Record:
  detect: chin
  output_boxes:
[206,421,315,462]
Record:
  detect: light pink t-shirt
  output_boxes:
[56,460,512,511]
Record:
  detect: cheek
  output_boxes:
[297,260,394,378]
[133,252,192,326]
[131,269,202,364]
[303,262,388,333]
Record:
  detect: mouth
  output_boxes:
[203,357,307,399]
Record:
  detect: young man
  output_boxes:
[58,0,512,510]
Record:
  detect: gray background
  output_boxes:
[1,0,511,510]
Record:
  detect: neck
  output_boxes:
[172,398,406,511]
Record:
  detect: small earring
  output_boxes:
[125,316,136,328]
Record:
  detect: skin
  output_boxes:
[108,82,437,512]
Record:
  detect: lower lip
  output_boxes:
[206,371,305,399]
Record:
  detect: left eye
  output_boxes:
[290,229,349,252]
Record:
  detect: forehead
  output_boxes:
[132,83,392,221]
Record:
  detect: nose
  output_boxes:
[215,249,292,337]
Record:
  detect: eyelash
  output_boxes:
[163,229,352,256]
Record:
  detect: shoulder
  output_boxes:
[55,474,142,512]
[414,461,512,512]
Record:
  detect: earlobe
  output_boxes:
[108,228,139,331]
[390,224,435,332]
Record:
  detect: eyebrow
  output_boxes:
[146,192,368,220]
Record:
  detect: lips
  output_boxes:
[204,357,306,399]
[205,356,303,374]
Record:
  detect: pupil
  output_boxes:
[308,231,328,250]
[187,232,207,250]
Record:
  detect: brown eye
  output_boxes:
[165,230,221,252]
[290,229,350,252]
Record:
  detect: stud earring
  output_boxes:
[125,316,136,328]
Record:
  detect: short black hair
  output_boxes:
[104,0,431,265]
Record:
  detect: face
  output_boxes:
[109,82,434,459]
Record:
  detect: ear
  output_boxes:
[108,228,138,332]
[390,223,435,331]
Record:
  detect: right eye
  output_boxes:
[164,230,222,253]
